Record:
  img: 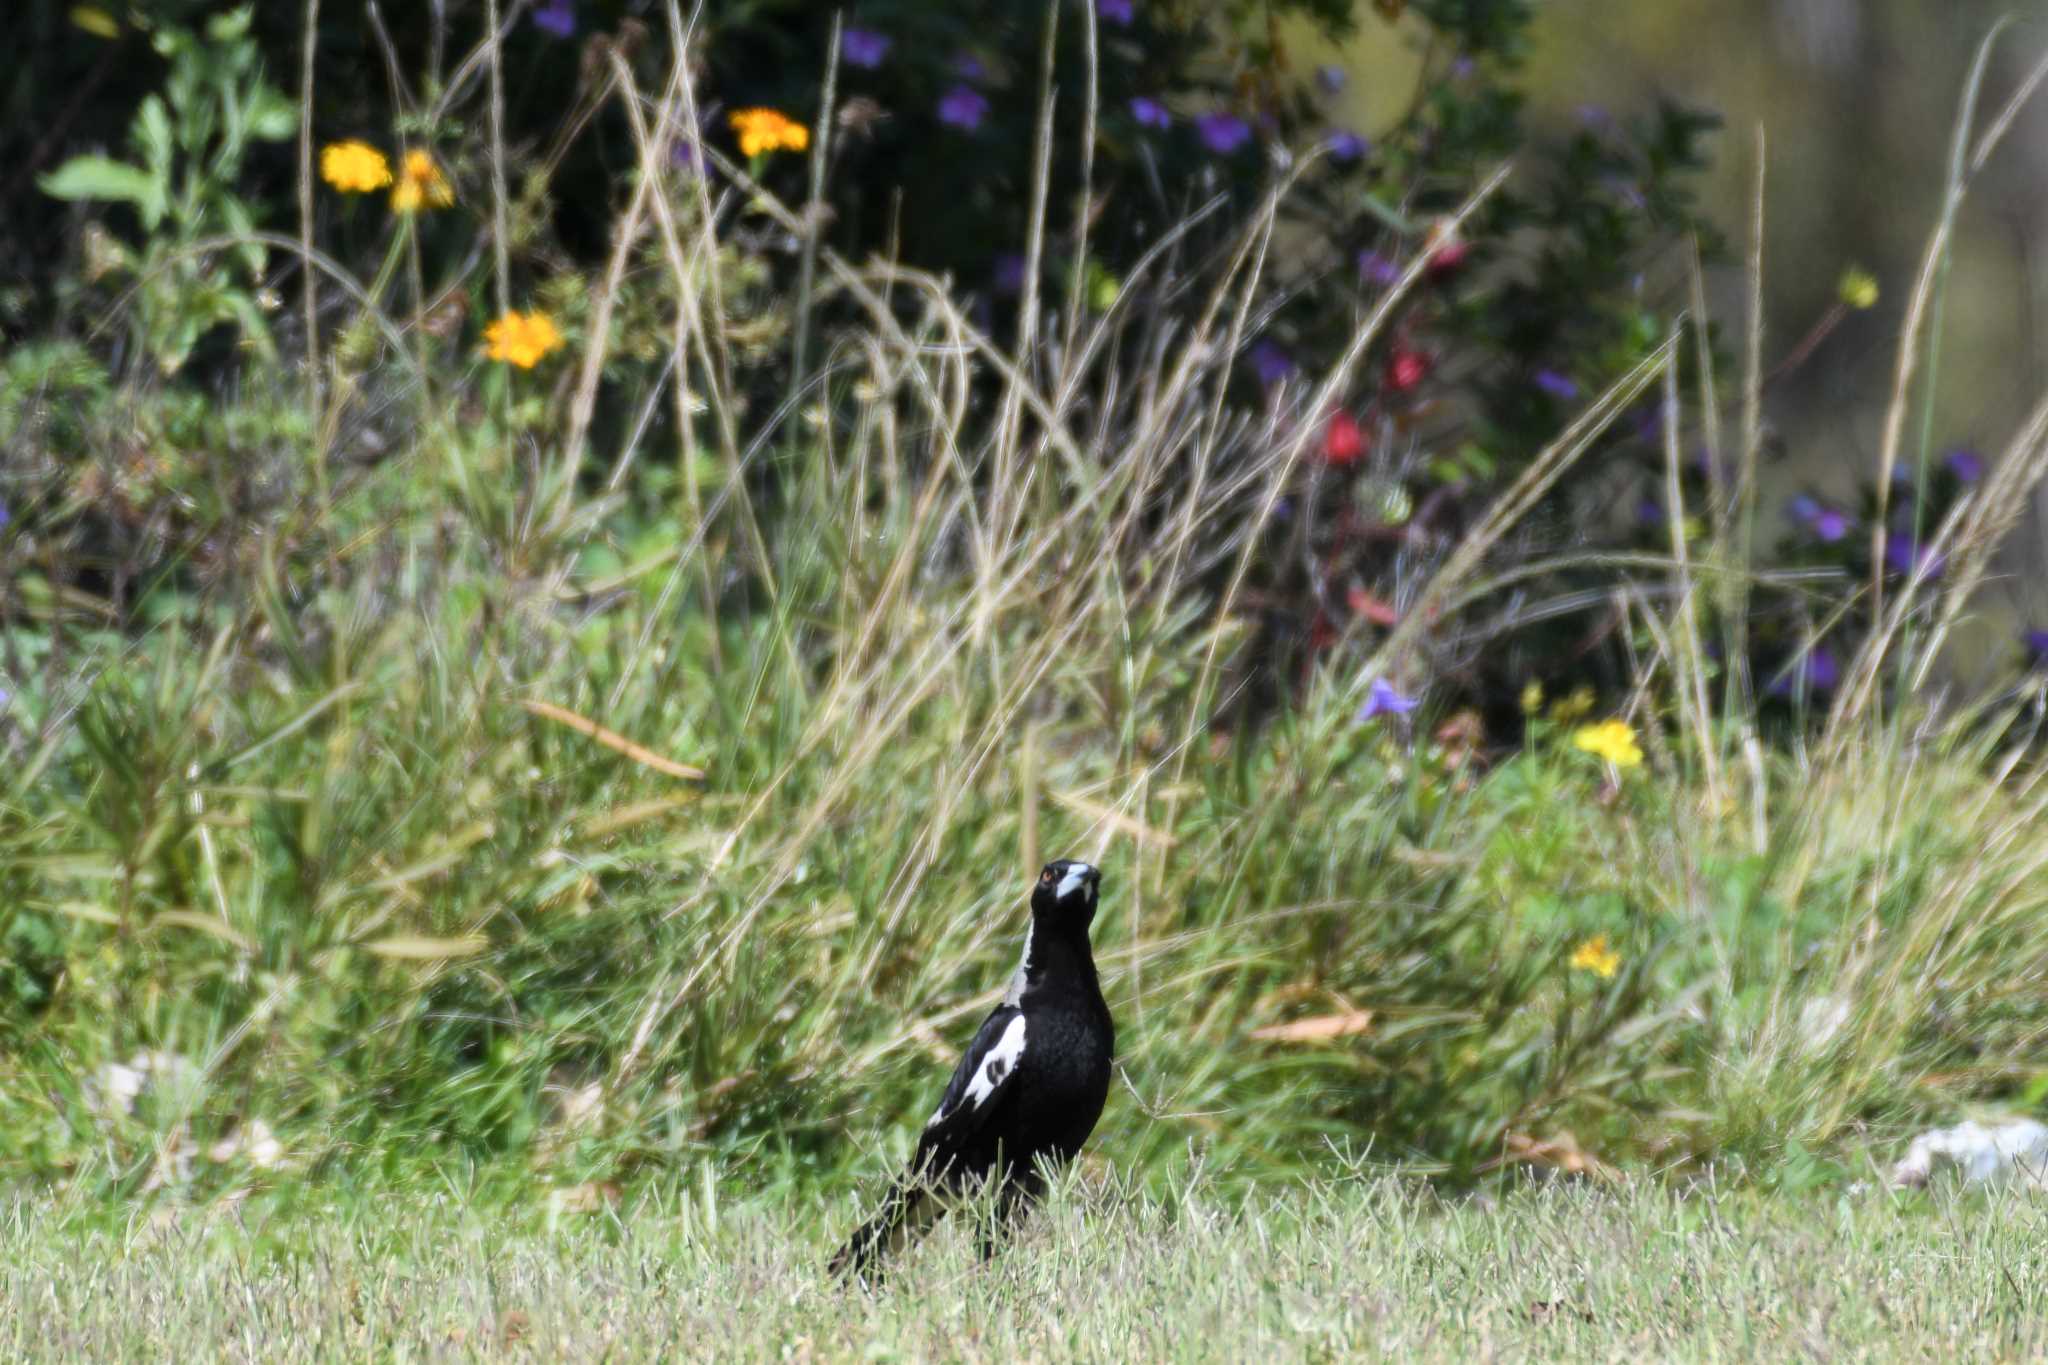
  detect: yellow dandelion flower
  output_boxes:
[1549,685,1595,723]
[1838,265,1878,311]
[1519,680,1545,715]
[390,149,454,213]
[484,310,565,369]
[321,140,393,193]
[1572,718,1644,769]
[728,107,810,157]
[1569,934,1620,979]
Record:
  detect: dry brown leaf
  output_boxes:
[360,933,488,960]
[518,698,706,780]
[1249,1009,1375,1043]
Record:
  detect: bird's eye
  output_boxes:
[1040,868,1055,883]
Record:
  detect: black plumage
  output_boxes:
[830,859,1114,1281]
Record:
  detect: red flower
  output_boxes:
[1385,348,1430,393]
[1322,409,1367,466]
[1424,219,1469,280]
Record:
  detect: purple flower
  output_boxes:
[938,85,990,131]
[1324,130,1369,162]
[532,0,575,38]
[1248,338,1294,387]
[1769,647,1840,697]
[1944,447,1983,483]
[953,52,987,81]
[841,27,891,68]
[1357,677,1421,723]
[0,498,10,529]
[1534,368,1578,401]
[1097,0,1135,24]
[992,252,1027,294]
[1316,64,1347,95]
[1884,535,1945,579]
[669,138,704,175]
[1789,495,1849,543]
[1356,250,1400,286]
[1196,112,1252,155]
[2024,630,2048,666]
[1451,55,1476,79]
[1636,496,1665,527]
[1576,104,1613,129]
[1129,96,1171,129]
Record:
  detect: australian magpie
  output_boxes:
[830,859,1113,1281]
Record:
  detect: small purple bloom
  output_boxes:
[1316,65,1346,95]
[1451,55,1476,78]
[1769,647,1840,697]
[1129,96,1171,129]
[1789,495,1849,543]
[2024,629,2048,665]
[1248,338,1294,387]
[1884,535,1945,579]
[1357,677,1421,723]
[669,138,704,175]
[1196,112,1252,155]
[1533,368,1578,401]
[1097,0,1135,24]
[1636,496,1665,527]
[532,0,575,38]
[938,85,990,131]
[1324,130,1369,162]
[0,498,10,529]
[992,251,1027,294]
[841,26,891,68]
[1576,104,1612,129]
[1944,447,1983,483]
[1356,250,1400,286]
[953,52,987,81]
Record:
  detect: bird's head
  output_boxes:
[1031,859,1102,926]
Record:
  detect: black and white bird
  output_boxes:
[830,859,1114,1281]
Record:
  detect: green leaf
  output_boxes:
[134,95,173,182]
[39,155,167,229]
[248,86,297,142]
[205,5,253,43]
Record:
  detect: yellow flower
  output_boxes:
[1549,685,1595,724]
[1838,266,1878,310]
[1519,680,1545,715]
[484,310,565,369]
[729,108,810,157]
[321,141,393,193]
[1572,718,1643,769]
[390,149,454,213]
[1569,934,1621,980]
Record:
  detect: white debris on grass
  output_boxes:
[83,1050,201,1118]
[208,1119,284,1169]
[1891,1118,2048,1190]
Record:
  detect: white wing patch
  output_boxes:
[965,1015,1027,1109]
[929,1014,1027,1128]
[1056,862,1095,899]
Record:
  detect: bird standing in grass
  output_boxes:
[830,860,1114,1282]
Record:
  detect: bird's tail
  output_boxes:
[829,1179,940,1284]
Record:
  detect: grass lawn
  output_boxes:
[9,1177,2044,1361]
